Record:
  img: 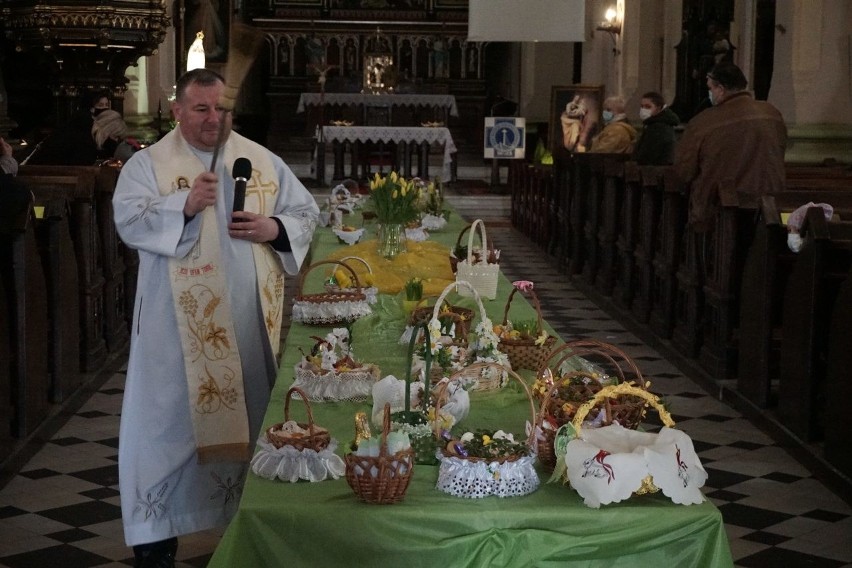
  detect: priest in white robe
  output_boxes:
[113,68,318,567]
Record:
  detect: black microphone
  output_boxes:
[232,157,252,212]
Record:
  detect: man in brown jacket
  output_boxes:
[675,62,787,231]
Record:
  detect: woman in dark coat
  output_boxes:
[633,91,680,165]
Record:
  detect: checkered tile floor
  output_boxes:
[1,195,850,567]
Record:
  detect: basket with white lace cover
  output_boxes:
[435,363,538,498]
[324,256,378,305]
[562,383,707,508]
[292,259,372,325]
[292,328,380,402]
[251,387,346,483]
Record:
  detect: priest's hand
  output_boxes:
[229,211,279,243]
[183,172,218,217]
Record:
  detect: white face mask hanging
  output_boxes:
[787,232,803,253]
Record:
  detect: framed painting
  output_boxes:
[549,84,605,160]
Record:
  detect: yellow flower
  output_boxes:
[482,435,492,445]
[390,171,398,183]
[392,190,398,199]
[535,332,548,346]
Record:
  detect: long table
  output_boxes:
[208,213,733,567]
[318,125,457,185]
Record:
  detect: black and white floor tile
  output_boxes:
[1,195,850,567]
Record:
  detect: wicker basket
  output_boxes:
[426,281,508,390]
[344,403,415,505]
[449,222,499,274]
[408,296,474,348]
[534,340,649,472]
[455,219,499,300]
[292,259,372,325]
[324,256,378,304]
[498,286,557,371]
[435,362,539,498]
[265,387,332,451]
[566,383,682,502]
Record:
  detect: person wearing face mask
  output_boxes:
[674,62,787,232]
[633,92,680,165]
[588,96,637,154]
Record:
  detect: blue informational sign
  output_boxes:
[484,117,526,159]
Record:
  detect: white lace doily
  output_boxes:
[333,227,365,245]
[435,453,539,498]
[292,363,380,402]
[420,214,448,231]
[251,438,346,483]
[405,226,429,242]
[292,298,372,325]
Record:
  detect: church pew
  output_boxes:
[576,154,606,286]
[777,208,852,441]
[16,168,107,372]
[567,154,592,276]
[0,188,50,441]
[630,166,669,323]
[823,258,852,479]
[32,197,82,403]
[738,192,852,407]
[594,156,629,296]
[612,161,642,310]
[0,262,12,462]
[648,170,686,339]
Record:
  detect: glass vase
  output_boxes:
[376,222,407,259]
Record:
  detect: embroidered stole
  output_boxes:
[150,129,285,463]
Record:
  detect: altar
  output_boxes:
[317,125,457,184]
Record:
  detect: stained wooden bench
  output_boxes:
[15,168,107,372]
[823,258,852,478]
[777,208,852,440]
[738,192,852,407]
[0,184,50,443]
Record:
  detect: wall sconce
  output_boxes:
[596,7,622,55]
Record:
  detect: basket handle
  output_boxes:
[379,402,392,458]
[454,223,472,251]
[299,259,362,295]
[466,219,488,263]
[431,280,488,329]
[438,362,537,448]
[284,386,319,439]
[338,255,373,274]
[535,340,642,386]
[501,286,546,335]
[571,383,674,435]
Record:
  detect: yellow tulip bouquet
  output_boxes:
[369,171,422,225]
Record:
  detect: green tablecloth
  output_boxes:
[208,212,733,568]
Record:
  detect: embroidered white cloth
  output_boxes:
[370,374,426,427]
[322,126,457,182]
[251,438,346,483]
[436,454,539,498]
[297,92,459,116]
[565,424,707,509]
